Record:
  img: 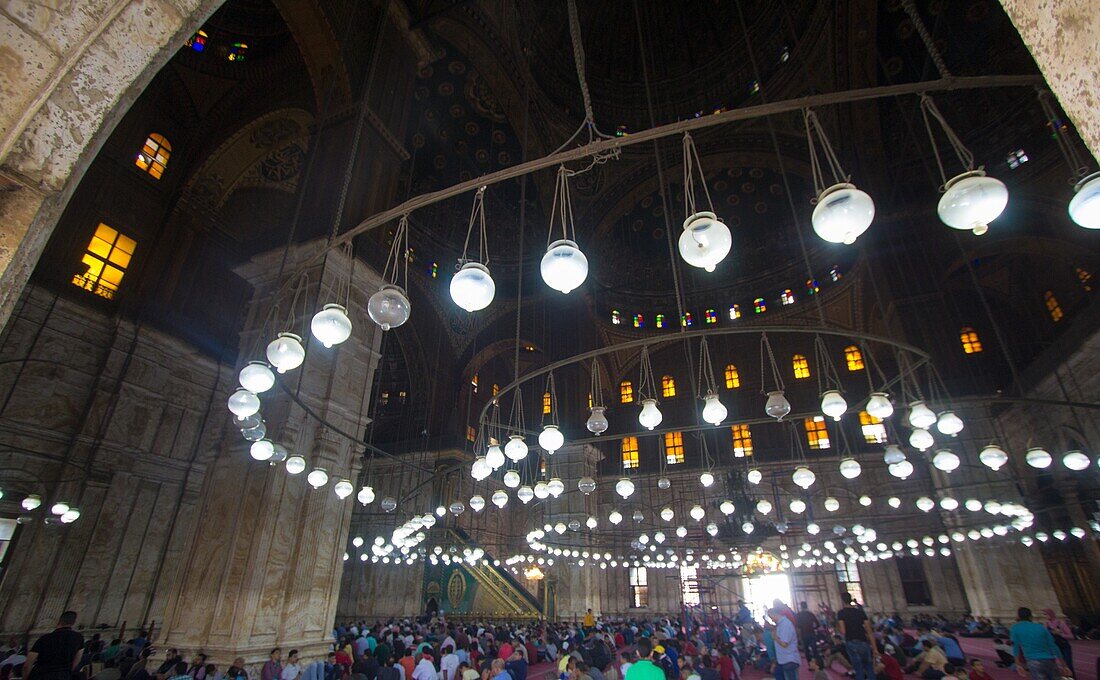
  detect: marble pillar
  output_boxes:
[157,242,384,665]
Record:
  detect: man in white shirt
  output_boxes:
[413,655,437,680]
[440,647,459,680]
[770,608,800,680]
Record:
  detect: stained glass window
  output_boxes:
[830,266,842,282]
[793,354,811,379]
[806,279,819,295]
[186,29,208,52]
[681,312,694,327]
[1045,291,1063,322]
[724,364,740,389]
[466,425,476,442]
[620,380,634,404]
[471,374,479,392]
[859,411,887,444]
[664,432,685,464]
[705,309,717,324]
[1077,267,1092,291]
[960,327,983,354]
[656,314,666,329]
[430,262,438,278]
[611,310,621,325]
[630,566,648,607]
[135,133,171,179]
[227,41,248,62]
[633,314,644,328]
[844,345,864,371]
[622,436,640,469]
[661,375,676,397]
[729,304,741,320]
[804,416,830,449]
[781,289,795,305]
[71,223,136,300]
[542,392,552,414]
[492,384,499,397]
[731,424,752,457]
[754,298,766,314]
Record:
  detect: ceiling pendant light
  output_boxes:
[538,425,564,453]
[638,398,663,430]
[1063,450,1090,471]
[471,456,491,481]
[469,495,486,512]
[654,530,666,543]
[859,495,872,507]
[334,479,354,499]
[915,496,936,512]
[491,490,509,508]
[517,485,534,504]
[838,457,862,479]
[883,444,906,465]
[227,388,261,420]
[306,468,329,489]
[21,494,41,511]
[811,183,875,244]
[820,390,847,421]
[806,522,820,535]
[865,392,894,420]
[542,167,588,293]
[699,471,715,488]
[824,496,840,512]
[661,507,675,521]
[586,515,598,529]
[706,522,719,536]
[908,400,937,429]
[1025,447,1052,469]
[756,499,773,515]
[250,440,274,461]
[939,497,959,511]
[578,476,596,494]
[689,504,706,521]
[789,498,807,514]
[657,476,671,489]
[932,449,961,472]
[792,466,816,489]
[936,411,964,436]
[450,187,496,311]
[608,510,623,525]
[676,525,688,538]
[979,444,1009,471]
[311,304,353,348]
[888,459,914,479]
[764,391,791,420]
[503,469,521,488]
[1069,173,1100,229]
[888,497,901,508]
[239,361,275,394]
[60,508,81,523]
[266,332,306,373]
[505,434,528,461]
[369,216,413,330]
[747,469,762,485]
[742,521,755,534]
[719,500,735,515]
[51,501,69,516]
[533,481,550,499]
[701,392,727,425]
[678,133,732,271]
[586,406,608,435]
[909,428,934,452]
[615,477,635,499]
[547,477,565,497]
[357,486,375,505]
[285,454,306,474]
[485,443,505,469]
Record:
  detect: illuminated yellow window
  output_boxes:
[844,345,864,371]
[1077,267,1092,291]
[380,391,390,406]
[492,383,499,396]
[804,416,830,449]
[724,364,740,389]
[960,327,983,354]
[793,354,811,379]
[1045,291,1063,322]
[664,432,685,464]
[622,436,640,469]
[661,375,676,397]
[71,223,136,300]
[859,410,887,444]
[398,390,407,403]
[543,391,552,414]
[620,380,634,404]
[731,424,753,457]
[587,392,593,409]
[135,133,171,179]
[466,426,476,442]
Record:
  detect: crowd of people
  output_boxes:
[1,599,1086,680]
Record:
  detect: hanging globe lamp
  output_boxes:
[586,406,608,435]
[909,428,934,452]
[306,468,329,488]
[538,425,564,453]
[517,485,534,504]
[504,434,528,461]
[250,440,274,461]
[1069,172,1100,229]
[747,469,762,484]
[578,476,596,494]
[228,388,261,420]
[838,458,861,479]
[811,183,875,245]
[765,391,791,420]
[979,444,1009,471]
[367,285,410,330]
[638,398,663,430]
[936,411,965,436]
[266,332,306,373]
[357,486,375,505]
[485,444,505,469]
[908,400,937,429]
[866,392,894,419]
[820,390,847,421]
[503,470,521,488]
[1063,450,1090,471]
[491,490,509,508]
[615,477,635,499]
[239,361,275,394]
[792,466,816,489]
[333,478,354,499]
[701,391,727,425]
[541,239,588,294]
[311,304,353,348]
[469,495,486,512]
[678,211,732,272]
[285,454,306,474]
[938,171,1009,235]
[1025,447,1052,469]
[449,262,496,312]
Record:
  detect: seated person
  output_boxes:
[967,659,993,680]
[905,641,947,679]
[874,652,903,680]
[824,635,853,672]
[990,639,1015,668]
[935,636,965,667]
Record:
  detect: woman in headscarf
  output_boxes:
[1041,609,1074,674]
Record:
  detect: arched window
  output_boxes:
[611,310,621,325]
[731,424,752,457]
[1044,291,1063,322]
[71,222,136,300]
[754,298,766,314]
[859,411,887,444]
[661,375,676,397]
[621,436,640,469]
[780,289,795,305]
[1077,267,1092,291]
[620,380,634,404]
[844,345,864,371]
[136,133,171,179]
[960,327,983,354]
[542,392,552,414]
[804,416,830,449]
[705,309,717,324]
[806,279,819,295]
[729,304,741,320]
[792,354,810,379]
[491,383,499,396]
[186,29,208,52]
[470,374,479,393]
[587,392,593,409]
[664,432,685,464]
[633,314,644,328]
[656,314,666,329]
[724,364,740,389]
[681,312,693,327]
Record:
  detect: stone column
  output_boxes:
[545,443,602,618]
[952,540,1063,619]
[157,241,384,666]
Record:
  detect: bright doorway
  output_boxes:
[742,572,792,623]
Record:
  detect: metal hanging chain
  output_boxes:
[696,336,719,396]
[682,132,716,217]
[859,339,890,394]
[488,400,502,445]
[759,332,786,393]
[340,241,355,309]
[812,335,844,393]
[541,371,559,428]
[901,0,952,79]
[548,166,578,245]
[508,387,526,437]
[803,108,850,196]
[283,272,312,336]
[458,186,490,266]
[552,0,614,152]
[919,94,976,187]
[379,216,410,288]
[638,346,658,401]
[1037,89,1092,182]
[589,358,604,409]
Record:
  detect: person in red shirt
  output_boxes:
[614,632,625,649]
[717,649,735,680]
[967,659,994,680]
[498,639,514,661]
[875,653,903,680]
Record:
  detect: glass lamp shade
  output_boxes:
[701,392,727,425]
[553,522,567,535]
[285,454,306,474]
[503,470,521,488]
[866,392,894,419]
[241,421,266,442]
[60,508,80,523]
[547,477,565,497]
[706,522,719,536]
[239,361,275,394]
[1069,173,1100,229]
[908,400,937,429]
[938,171,1008,235]
[486,444,505,469]
[367,285,411,331]
[654,531,666,543]
[504,434,529,461]
[633,509,644,523]
[792,466,816,489]
[820,390,848,421]
[450,262,496,312]
[888,497,902,508]
[979,444,1009,471]
[883,444,906,465]
[678,211,732,272]
[517,485,534,503]
[889,459,914,479]
[250,439,275,461]
[658,476,671,489]
[608,510,623,525]
[578,476,596,494]
[676,525,688,538]
[270,443,288,463]
[932,449,961,472]
[964,498,983,512]
[689,504,706,521]
[806,522,820,535]
[533,481,550,499]
[449,501,466,515]
[838,457,862,479]
[471,456,491,481]
[638,398,663,430]
[916,496,936,512]
[936,411,965,436]
[859,495,872,507]
[228,388,261,420]
[306,468,329,488]
[789,499,807,514]
[909,428,934,451]
[380,497,398,512]
[811,183,875,245]
[586,406,608,435]
[824,496,840,512]
[491,490,509,508]
[1063,450,1091,471]
[469,495,486,512]
[311,303,353,348]
[21,494,41,511]
[661,507,675,521]
[538,425,565,453]
[700,471,715,487]
[720,500,735,515]
[765,390,791,420]
[747,469,762,484]
[586,515,598,529]
[939,497,959,511]
[756,499,773,515]
[742,521,755,534]
[51,502,69,516]
[1025,447,1052,469]
[357,485,375,505]
[615,477,636,499]
[266,332,306,373]
[541,239,589,294]
[334,478,354,499]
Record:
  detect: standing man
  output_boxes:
[795,602,819,660]
[624,640,664,680]
[770,608,800,680]
[836,597,877,680]
[1009,608,1068,680]
[25,611,84,680]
